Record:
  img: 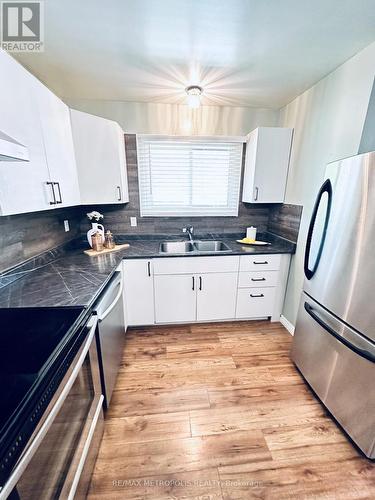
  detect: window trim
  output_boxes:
[136,134,246,218]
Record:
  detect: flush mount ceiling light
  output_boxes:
[185,85,203,108]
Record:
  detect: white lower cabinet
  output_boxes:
[154,274,196,323]
[122,259,154,326]
[236,287,276,319]
[196,273,238,321]
[123,254,290,326]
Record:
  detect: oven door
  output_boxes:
[1,316,104,500]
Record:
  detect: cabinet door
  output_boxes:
[236,287,276,319]
[123,260,154,326]
[196,273,238,321]
[242,127,293,204]
[34,81,80,208]
[70,109,129,205]
[154,274,196,323]
[0,50,51,215]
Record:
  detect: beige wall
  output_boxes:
[279,41,375,325]
[66,99,279,136]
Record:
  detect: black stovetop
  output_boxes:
[0,307,84,443]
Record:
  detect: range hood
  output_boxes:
[0,130,29,162]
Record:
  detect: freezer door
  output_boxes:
[291,293,375,458]
[303,151,375,341]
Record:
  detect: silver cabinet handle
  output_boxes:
[54,182,63,204]
[117,185,122,201]
[46,181,56,205]
[254,186,259,201]
[250,293,264,298]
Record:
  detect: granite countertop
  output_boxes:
[0,233,295,309]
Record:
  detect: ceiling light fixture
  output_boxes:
[185,85,203,108]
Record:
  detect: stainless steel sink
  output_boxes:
[193,240,231,252]
[159,241,195,254]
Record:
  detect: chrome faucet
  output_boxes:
[182,226,194,242]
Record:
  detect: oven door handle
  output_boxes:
[0,316,98,500]
[97,279,123,322]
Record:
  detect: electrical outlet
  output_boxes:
[64,220,70,232]
[130,217,137,227]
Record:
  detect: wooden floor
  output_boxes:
[88,321,375,500]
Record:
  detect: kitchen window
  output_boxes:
[137,136,243,216]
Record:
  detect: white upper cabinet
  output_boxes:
[33,81,80,208]
[0,49,79,214]
[70,109,129,205]
[0,50,51,215]
[242,127,293,204]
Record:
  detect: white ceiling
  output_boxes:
[14,0,375,108]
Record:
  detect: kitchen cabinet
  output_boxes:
[34,81,80,208]
[154,274,196,323]
[236,287,276,319]
[70,109,129,205]
[122,253,290,326]
[236,254,291,321]
[122,259,154,326]
[153,257,239,324]
[0,49,79,214]
[242,127,293,204]
[196,272,238,321]
[0,50,51,215]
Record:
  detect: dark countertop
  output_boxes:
[0,233,295,309]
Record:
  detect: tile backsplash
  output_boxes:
[0,133,302,273]
[80,134,288,238]
[0,206,82,272]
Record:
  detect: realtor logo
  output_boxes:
[1,1,44,51]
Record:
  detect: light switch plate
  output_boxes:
[64,220,70,232]
[130,217,137,227]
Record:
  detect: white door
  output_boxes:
[34,80,80,208]
[154,274,197,323]
[196,273,238,321]
[70,109,129,205]
[0,50,51,215]
[123,260,154,326]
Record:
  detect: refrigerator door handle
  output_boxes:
[304,179,332,280]
[304,301,375,363]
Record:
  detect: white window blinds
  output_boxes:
[137,136,243,216]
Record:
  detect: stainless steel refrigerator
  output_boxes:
[291,151,375,459]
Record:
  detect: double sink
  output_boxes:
[159,240,231,254]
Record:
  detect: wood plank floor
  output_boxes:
[87,321,375,500]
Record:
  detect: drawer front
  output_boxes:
[239,254,281,272]
[236,287,276,318]
[153,256,239,275]
[238,271,279,288]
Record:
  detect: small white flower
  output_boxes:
[87,211,104,221]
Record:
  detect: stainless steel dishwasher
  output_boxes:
[93,270,125,409]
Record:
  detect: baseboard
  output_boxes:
[280,315,295,335]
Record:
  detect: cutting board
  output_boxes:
[84,243,129,256]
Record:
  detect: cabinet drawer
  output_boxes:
[236,287,276,318]
[239,254,281,272]
[238,271,279,288]
[153,256,239,275]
